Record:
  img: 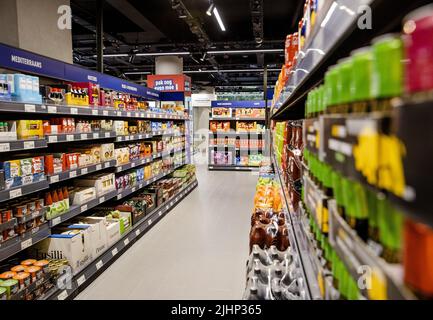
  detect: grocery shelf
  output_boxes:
[48,160,117,184]
[271,0,432,120]
[116,157,153,173]
[0,180,50,203]
[0,139,48,154]
[0,218,16,233]
[209,132,263,136]
[10,276,53,301]
[46,131,117,144]
[152,148,184,160]
[115,131,184,143]
[0,101,188,120]
[48,189,119,227]
[272,154,322,300]
[44,179,198,300]
[327,201,416,300]
[208,145,236,149]
[16,208,47,225]
[209,117,266,121]
[0,223,51,261]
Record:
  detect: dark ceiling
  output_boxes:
[71,0,304,92]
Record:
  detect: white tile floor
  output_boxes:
[76,164,258,300]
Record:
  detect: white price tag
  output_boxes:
[111,248,118,256]
[10,188,22,199]
[127,112,131,117]
[158,114,162,118]
[99,196,105,204]
[57,290,68,300]
[24,104,36,112]
[124,238,130,246]
[81,204,88,212]
[70,108,78,115]
[81,168,88,175]
[148,220,152,226]
[105,132,111,138]
[138,135,143,139]
[140,113,145,118]
[131,162,136,168]
[104,162,110,168]
[103,110,109,116]
[0,143,10,152]
[117,111,122,116]
[92,109,99,116]
[81,134,88,140]
[96,260,103,270]
[117,194,122,200]
[152,114,156,118]
[21,238,33,250]
[23,141,35,149]
[131,187,137,193]
[158,211,162,216]
[48,106,57,114]
[52,217,61,226]
[139,184,143,189]
[135,229,140,236]
[96,164,102,171]
[69,171,77,178]
[175,197,179,201]
[125,136,130,141]
[93,133,99,139]
[166,205,169,210]
[48,136,58,143]
[66,135,74,141]
[170,201,174,206]
[77,275,86,287]
[50,175,59,183]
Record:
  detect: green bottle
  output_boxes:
[351,47,373,102]
[352,182,369,241]
[372,34,404,99]
[337,58,354,105]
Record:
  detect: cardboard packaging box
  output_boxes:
[74,173,116,196]
[70,218,108,258]
[70,187,97,205]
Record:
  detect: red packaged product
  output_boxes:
[404,5,433,94]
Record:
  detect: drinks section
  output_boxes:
[268,2,433,300]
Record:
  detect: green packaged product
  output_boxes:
[372,34,404,99]
[351,47,373,102]
[337,58,354,104]
[1,279,19,298]
[325,66,339,107]
[0,286,7,300]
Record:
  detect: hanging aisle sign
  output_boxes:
[211,100,269,108]
[0,43,161,100]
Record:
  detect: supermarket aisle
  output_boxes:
[76,164,257,300]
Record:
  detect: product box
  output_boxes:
[114,121,127,136]
[0,121,17,141]
[44,154,65,175]
[36,227,92,275]
[70,187,97,205]
[74,173,116,196]
[86,216,120,248]
[73,82,100,106]
[17,120,44,140]
[115,148,129,166]
[1,160,22,189]
[101,143,115,162]
[70,218,108,258]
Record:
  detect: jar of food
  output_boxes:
[34,260,50,274]
[25,266,43,282]
[0,287,7,300]
[20,259,37,267]
[0,271,16,280]
[10,265,26,273]
[1,279,19,299]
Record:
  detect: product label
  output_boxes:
[99,196,105,204]
[0,143,10,152]
[103,110,109,116]
[69,171,77,178]
[70,108,78,115]
[95,260,103,270]
[48,106,57,114]
[135,229,140,236]
[81,134,88,140]
[50,175,59,183]
[10,188,22,199]
[81,168,88,175]
[92,109,99,116]
[124,238,130,246]
[52,217,61,226]
[111,248,118,256]
[48,136,58,143]
[21,238,33,250]
[81,204,88,212]
[57,290,68,300]
[24,104,36,113]
[96,164,102,171]
[23,141,35,149]
[76,275,86,287]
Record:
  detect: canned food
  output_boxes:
[13,272,31,290]
[25,266,43,282]
[0,287,7,300]
[21,259,37,267]
[1,279,19,298]
[10,265,26,273]
[34,260,50,274]
[0,271,17,280]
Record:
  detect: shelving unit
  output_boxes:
[208,100,267,171]
[269,0,433,301]
[0,43,195,300]
[44,179,198,301]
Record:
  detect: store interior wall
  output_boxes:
[0,0,73,63]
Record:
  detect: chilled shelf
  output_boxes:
[116,157,153,173]
[44,179,198,300]
[209,117,266,121]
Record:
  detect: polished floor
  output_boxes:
[76,164,257,300]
